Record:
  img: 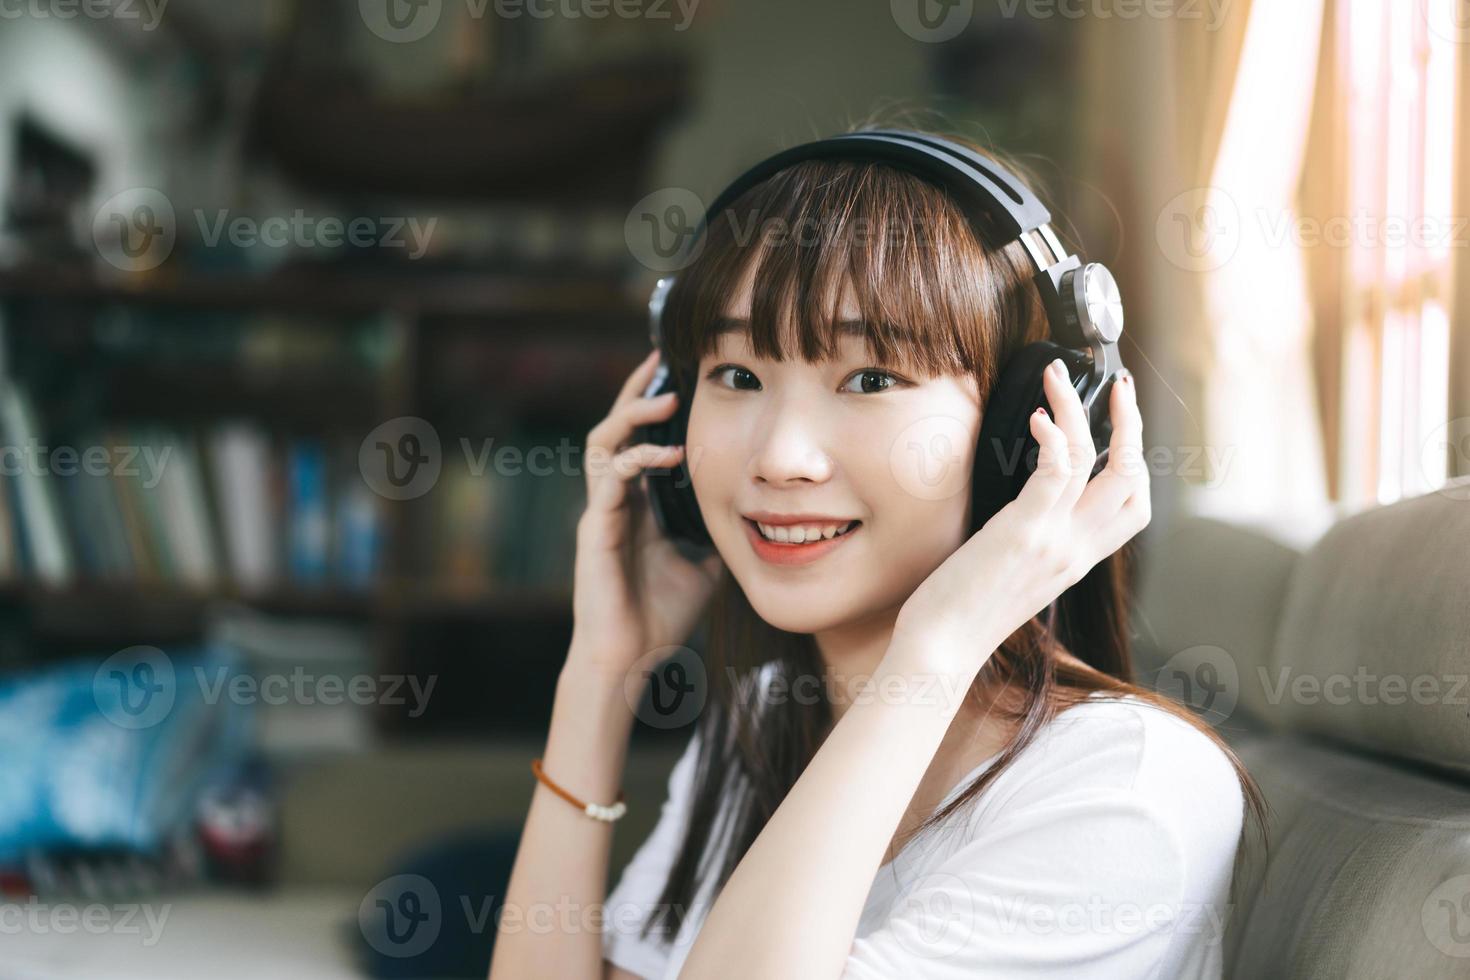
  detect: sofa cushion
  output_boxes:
[1223,731,1470,979]
[1134,516,1302,729]
[1269,478,1470,774]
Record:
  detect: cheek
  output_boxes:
[878,410,977,508]
[686,394,738,502]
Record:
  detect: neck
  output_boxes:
[811,603,1010,731]
[811,606,1020,844]
[810,602,901,724]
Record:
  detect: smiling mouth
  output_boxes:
[746,518,862,544]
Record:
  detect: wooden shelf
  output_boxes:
[0,580,572,625]
[251,57,690,203]
[0,264,648,328]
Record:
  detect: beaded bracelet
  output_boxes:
[531,758,628,822]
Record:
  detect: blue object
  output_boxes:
[287,440,330,584]
[0,642,253,863]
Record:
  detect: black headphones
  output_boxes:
[632,128,1127,561]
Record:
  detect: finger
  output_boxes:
[1094,487,1152,557]
[617,349,664,406]
[587,442,686,513]
[1042,358,1096,508]
[604,390,683,454]
[594,350,664,445]
[1010,406,1071,521]
[1075,373,1145,527]
[587,383,679,456]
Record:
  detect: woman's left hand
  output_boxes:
[894,358,1150,674]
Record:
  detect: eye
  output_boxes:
[840,368,908,394]
[705,363,762,391]
[704,363,911,394]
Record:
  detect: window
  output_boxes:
[1337,0,1461,505]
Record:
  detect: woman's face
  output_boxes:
[687,266,983,634]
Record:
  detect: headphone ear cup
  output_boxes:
[631,357,715,556]
[970,342,1101,529]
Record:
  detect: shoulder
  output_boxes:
[849,696,1244,975]
[982,692,1245,864]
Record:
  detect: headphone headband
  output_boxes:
[701,130,1053,244]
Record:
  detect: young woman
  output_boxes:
[489,126,1265,980]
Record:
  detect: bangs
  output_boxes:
[660,155,1044,395]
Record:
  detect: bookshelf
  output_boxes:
[0,262,651,738]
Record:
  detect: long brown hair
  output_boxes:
[638,123,1267,944]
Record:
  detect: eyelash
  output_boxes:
[703,363,911,395]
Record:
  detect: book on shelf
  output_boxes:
[0,383,389,597]
[426,428,584,596]
[0,385,70,586]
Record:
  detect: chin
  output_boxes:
[744,590,856,635]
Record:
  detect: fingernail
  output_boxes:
[1049,358,1065,378]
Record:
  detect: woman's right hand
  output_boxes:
[569,350,725,677]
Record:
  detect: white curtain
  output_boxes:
[1184,0,1334,544]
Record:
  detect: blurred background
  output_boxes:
[0,1,1466,977]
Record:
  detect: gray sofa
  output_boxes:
[1134,478,1470,978]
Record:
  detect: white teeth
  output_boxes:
[755,520,856,543]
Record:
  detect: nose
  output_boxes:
[747,394,836,486]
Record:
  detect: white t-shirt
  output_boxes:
[602,691,1245,980]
